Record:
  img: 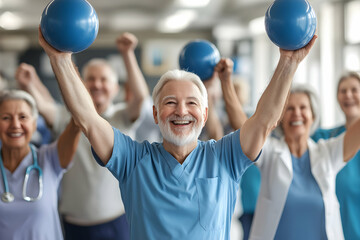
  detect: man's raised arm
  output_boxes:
[38,27,114,165]
[116,32,150,122]
[240,36,317,160]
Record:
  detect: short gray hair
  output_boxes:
[82,58,118,84]
[152,69,208,110]
[337,71,360,93]
[274,83,320,137]
[0,90,38,120]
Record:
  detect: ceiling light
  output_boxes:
[0,12,23,30]
[157,10,197,33]
[177,0,210,8]
[109,11,154,30]
[213,23,247,40]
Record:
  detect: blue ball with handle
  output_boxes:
[40,0,99,53]
[179,40,221,81]
[265,0,317,50]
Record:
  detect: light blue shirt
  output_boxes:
[92,128,255,240]
[274,150,327,240]
[0,142,65,240]
[312,126,360,240]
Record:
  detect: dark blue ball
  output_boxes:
[179,40,220,81]
[265,0,317,50]
[40,0,99,53]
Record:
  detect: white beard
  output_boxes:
[158,114,203,146]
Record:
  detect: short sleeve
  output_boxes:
[39,141,64,177]
[91,127,149,183]
[214,129,258,182]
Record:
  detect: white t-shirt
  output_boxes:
[132,96,161,143]
[55,103,138,224]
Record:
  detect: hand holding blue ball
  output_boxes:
[40,0,99,53]
[265,0,317,50]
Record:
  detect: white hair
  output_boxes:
[0,89,39,120]
[81,58,118,84]
[152,69,208,111]
[273,83,320,137]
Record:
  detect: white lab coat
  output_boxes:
[249,134,346,240]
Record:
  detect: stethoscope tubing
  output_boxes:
[0,144,43,203]
[23,144,43,202]
[0,156,10,194]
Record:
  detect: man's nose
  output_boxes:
[90,79,102,88]
[175,102,188,116]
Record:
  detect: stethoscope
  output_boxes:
[0,144,43,203]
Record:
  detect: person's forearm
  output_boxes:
[26,82,56,127]
[123,51,149,101]
[238,57,298,161]
[49,55,97,132]
[254,56,298,130]
[35,78,56,104]
[205,99,224,140]
[221,79,248,130]
[122,50,149,121]
[57,118,81,168]
[239,36,316,161]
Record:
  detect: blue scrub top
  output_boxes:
[92,128,256,240]
[312,126,360,240]
[274,150,327,240]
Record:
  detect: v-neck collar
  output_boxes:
[158,141,199,180]
[3,151,32,179]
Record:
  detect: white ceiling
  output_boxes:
[0,0,332,50]
[0,0,273,30]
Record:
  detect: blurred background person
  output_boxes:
[312,72,360,239]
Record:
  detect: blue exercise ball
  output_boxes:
[265,0,317,50]
[40,0,99,53]
[179,40,220,81]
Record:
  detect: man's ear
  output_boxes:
[153,105,159,125]
[202,107,208,127]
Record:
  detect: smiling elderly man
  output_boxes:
[38,26,316,240]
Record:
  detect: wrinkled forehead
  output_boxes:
[0,99,33,113]
[288,92,311,105]
[338,76,360,89]
[84,64,113,80]
[159,80,202,101]
[161,95,201,104]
